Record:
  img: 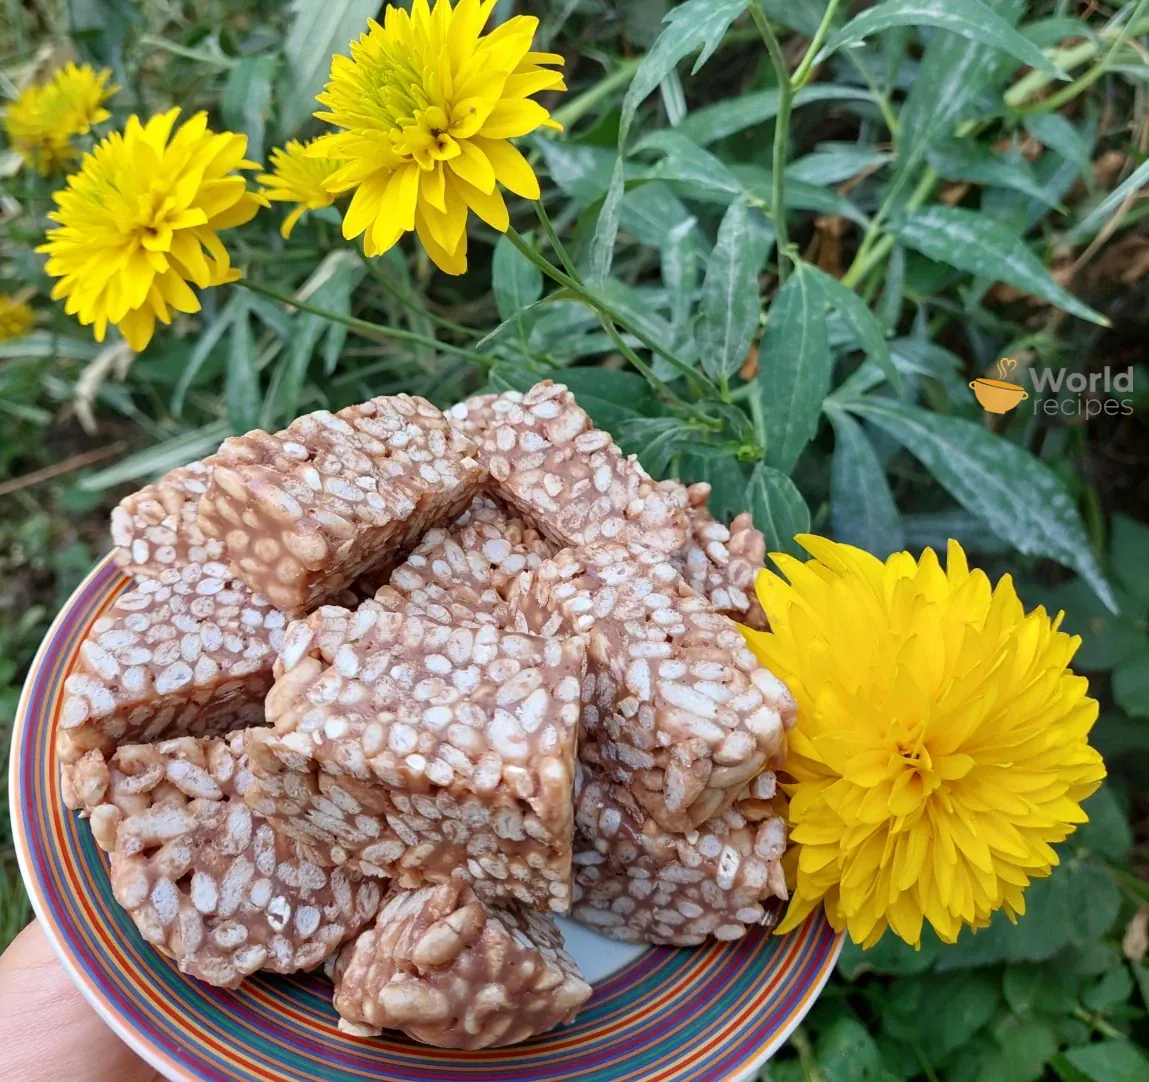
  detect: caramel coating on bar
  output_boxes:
[476,381,688,553]
[446,392,506,440]
[332,880,590,1048]
[58,563,284,765]
[197,395,484,615]
[111,461,225,578]
[515,540,795,832]
[245,601,584,910]
[571,769,787,945]
[73,732,382,989]
[674,482,768,630]
[378,494,554,623]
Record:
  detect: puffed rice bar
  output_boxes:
[244,600,584,910]
[514,540,795,832]
[197,395,484,614]
[332,879,591,1048]
[57,563,285,766]
[475,381,688,553]
[111,460,226,579]
[571,769,787,945]
[65,732,382,989]
[674,482,768,630]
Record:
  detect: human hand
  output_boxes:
[0,920,164,1082]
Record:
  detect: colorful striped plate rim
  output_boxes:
[10,555,842,1082]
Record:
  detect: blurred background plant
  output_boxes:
[2,0,1148,1077]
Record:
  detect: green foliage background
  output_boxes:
[2,0,1148,1078]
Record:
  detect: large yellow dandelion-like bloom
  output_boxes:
[37,109,265,352]
[258,140,342,238]
[3,63,117,174]
[0,295,34,340]
[742,536,1105,949]
[311,0,565,274]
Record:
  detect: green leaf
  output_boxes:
[676,454,749,524]
[1024,113,1093,179]
[226,299,260,433]
[492,234,543,322]
[1067,158,1149,242]
[1062,1040,1149,1082]
[757,264,831,475]
[1074,784,1134,862]
[1040,578,1145,671]
[1110,513,1149,608]
[827,0,1065,78]
[1114,660,1149,718]
[619,182,699,251]
[677,85,876,147]
[278,0,380,137]
[805,264,900,395]
[747,463,810,558]
[927,139,1061,206]
[637,130,744,195]
[814,1016,888,1082]
[1082,965,1134,1012]
[1132,960,1149,1012]
[220,54,276,162]
[533,141,617,202]
[171,301,234,417]
[697,202,770,382]
[788,143,893,186]
[892,206,1106,325]
[593,0,748,282]
[838,926,942,979]
[896,0,1025,175]
[826,407,906,557]
[845,398,1116,610]
[79,422,232,491]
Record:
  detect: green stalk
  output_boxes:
[503,226,719,397]
[748,1,793,281]
[548,58,642,130]
[791,0,843,90]
[356,249,478,337]
[237,279,494,366]
[532,201,579,279]
[842,166,938,289]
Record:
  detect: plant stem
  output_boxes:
[548,57,642,130]
[841,166,938,289]
[532,201,579,279]
[356,249,478,337]
[791,0,843,89]
[1072,1005,1124,1040]
[237,279,494,366]
[503,226,717,396]
[748,1,793,281]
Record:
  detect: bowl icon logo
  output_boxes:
[970,358,1028,414]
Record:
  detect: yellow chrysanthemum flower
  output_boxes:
[0,295,34,340]
[3,63,117,174]
[257,140,342,238]
[742,536,1105,950]
[310,0,565,274]
[37,109,265,352]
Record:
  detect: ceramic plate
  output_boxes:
[11,555,842,1082]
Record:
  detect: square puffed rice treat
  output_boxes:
[332,879,591,1048]
[110,460,225,579]
[376,494,554,624]
[65,732,382,989]
[475,381,688,554]
[57,563,285,766]
[571,769,787,946]
[513,540,796,832]
[197,395,484,615]
[674,482,768,630]
[243,600,585,911]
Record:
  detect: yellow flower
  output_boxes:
[311,0,565,274]
[257,140,341,238]
[742,536,1105,950]
[3,63,117,174]
[37,109,265,352]
[0,295,34,340]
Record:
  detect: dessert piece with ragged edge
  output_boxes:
[64,731,383,989]
[674,482,768,630]
[331,879,590,1048]
[445,391,521,440]
[243,599,585,911]
[197,394,484,615]
[570,769,787,946]
[110,460,226,579]
[511,539,795,832]
[475,381,688,553]
[376,494,554,624]
[57,562,285,766]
